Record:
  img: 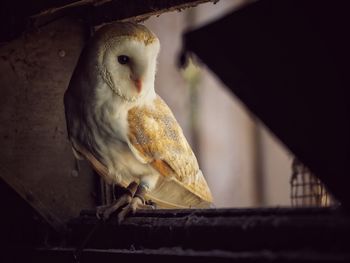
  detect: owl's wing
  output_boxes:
[127,96,213,203]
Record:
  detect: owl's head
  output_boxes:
[90,22,160,102]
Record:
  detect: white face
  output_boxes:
[101,37,160,101]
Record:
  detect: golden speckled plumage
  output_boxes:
[128,96,213,203]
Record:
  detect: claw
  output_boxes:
[94,182,156,223]
[95,181,138,221]
[117,196,143,224]
[96,194,132,221]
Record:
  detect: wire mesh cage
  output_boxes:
[290,158,336,207]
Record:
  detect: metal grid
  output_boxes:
[290,158,335,207]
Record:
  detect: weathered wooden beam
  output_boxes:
[0,0,218,42]
[67,207,350,252]
[2,207,350,262]
[29,0,219,29]
[3,207,350,262]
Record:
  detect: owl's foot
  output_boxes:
[96,181,138,221]
[117,184,156,224]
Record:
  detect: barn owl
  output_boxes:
[64,22,213,222]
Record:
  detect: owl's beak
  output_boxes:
[134,79,142,93]
[130,70,143,93]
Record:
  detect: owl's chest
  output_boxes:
[93,97,131,140]
[93,101,153,180]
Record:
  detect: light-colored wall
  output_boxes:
[257,124,292,206]
[198,71,258,207]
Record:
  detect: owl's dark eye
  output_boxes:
[118,55,130,65]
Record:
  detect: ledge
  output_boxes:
[3,207,350,262]
[67,207,350,252]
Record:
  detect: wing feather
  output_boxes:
[70,142,196,208]
[127,96,213,203]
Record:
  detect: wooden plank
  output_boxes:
[3,207,350,263]
[67,207,350,252]
[29,0,220,27]
[0,0,219,42]
[2,207,350,262]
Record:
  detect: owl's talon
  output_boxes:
[95,195,131,221]
[95,182,136,221]
[95,182,155,223]
[117,196,144,224]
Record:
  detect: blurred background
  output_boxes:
[144,0,292,208]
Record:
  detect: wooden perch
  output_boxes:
[29,0,220,28]
[68,207,350,250]
[3,206,350,262]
